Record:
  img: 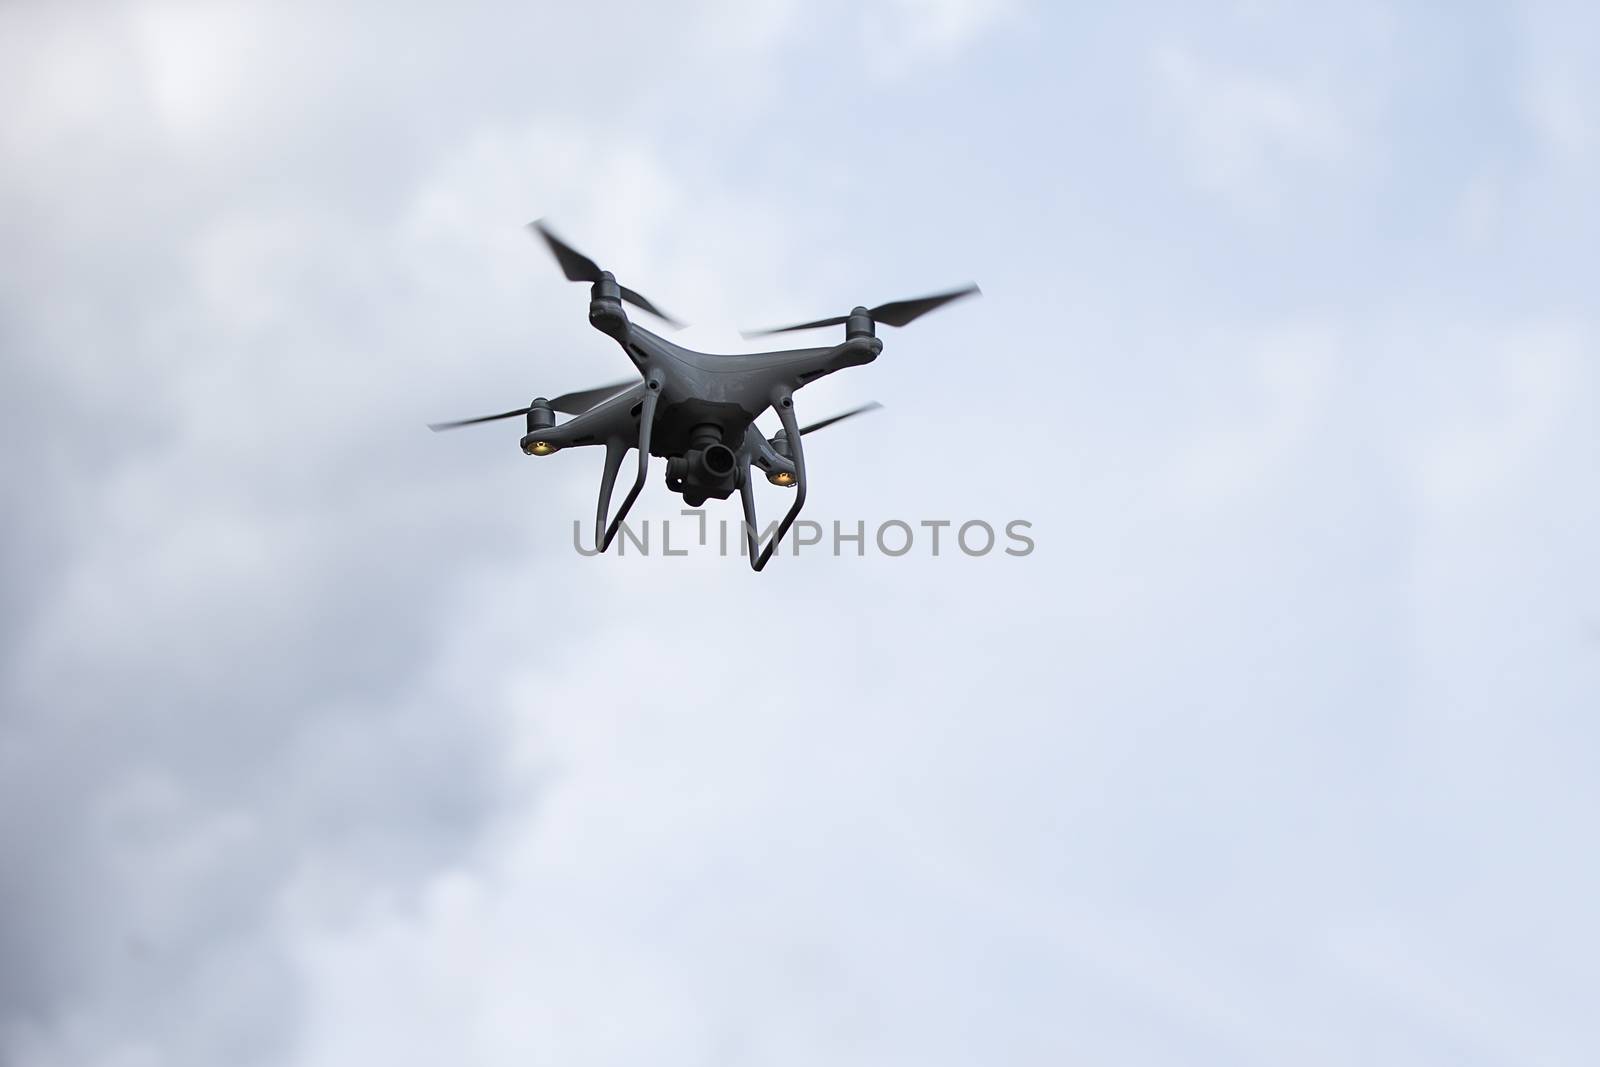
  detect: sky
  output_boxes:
[1,1,1597,1064]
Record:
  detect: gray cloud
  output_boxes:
[4,3,1599,1066]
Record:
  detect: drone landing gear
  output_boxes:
[740,396,808,572]
[595,379,661,552]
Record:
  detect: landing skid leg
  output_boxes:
[593,438,627,553]
[751,396,807,572]
[600,384,659,553]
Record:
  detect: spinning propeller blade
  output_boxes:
[742,284,980,338]
[533,220,604,284]
[428,378,636,432]
[549,379,639,414]
[427,407,531,432]
[798,401,882,436]
[617,284,679,326]
[528,220,684,328]
[749,313,848,336]
[867,285,981,328]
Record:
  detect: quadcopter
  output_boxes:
[430,221,979,571]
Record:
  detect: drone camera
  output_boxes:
[663,437,739,502]
[683,442,738,500]
[698,442,736,479]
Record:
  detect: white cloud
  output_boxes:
[1164,326,1337,509]
[1413,324,1588,516]
[0,6,808,1065]
[859,0,1016,80]
[1150,42,1353,214]
[1522,68,1595,157]
[7,4,1600,1066]
[132,3,271,141]
[1517,2,1599,160]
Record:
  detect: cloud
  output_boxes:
[0,5,805,1064]
[1412,324,1588,515]
[860,0,1017,80]
[1517,2,1599,160]
[1149,42,1354,214]
[1162,325,1338,509]
[5,4,1600,1066]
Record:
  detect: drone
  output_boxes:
[430,220,979,571]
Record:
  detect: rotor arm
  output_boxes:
[773,335,883,390]
[516,389,620,451]
[750,431,793,479]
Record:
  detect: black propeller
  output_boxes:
[529,219,683,328]
[742,284,980,338]
[428,379,637,432]
[799,401,882,436]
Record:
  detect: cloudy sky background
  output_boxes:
[2,1,1597,1064]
